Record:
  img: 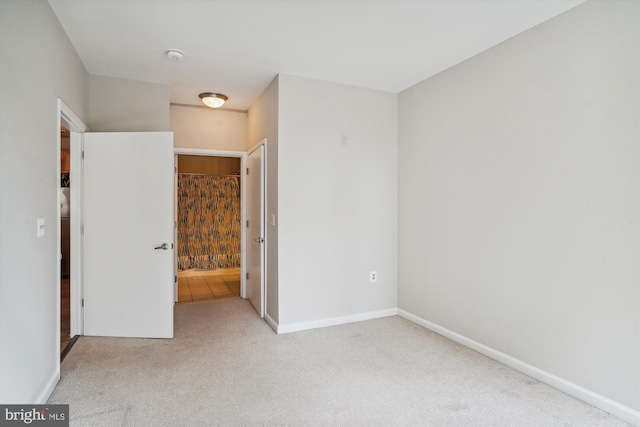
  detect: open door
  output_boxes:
[83,132,174,338]
[246,144,265,318]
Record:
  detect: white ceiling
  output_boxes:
[48,0,585,111]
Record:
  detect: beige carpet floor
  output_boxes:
[48,299,630,426]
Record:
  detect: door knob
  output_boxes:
[254,238,264,243]
[154,243,169,250]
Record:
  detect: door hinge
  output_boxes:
[81,224,84,233]
[246,220,249,228]
[81,151,84,160]
[246,168,249,175]
[174,275,177,283]
[81,298,84,307]
[246,272,249,280]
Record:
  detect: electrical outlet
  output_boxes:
[369,271,377,283]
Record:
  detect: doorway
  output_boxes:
[176,154,242,303]
[60,125,72,356]
[57,99,88,364]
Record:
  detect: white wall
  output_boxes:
[89,75,170,132]
[278,74,398,327]
[0,0,89,403]
[171,105,247,151]
[398,0,638,413]
[247,76,280,323]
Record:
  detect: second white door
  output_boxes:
[246,144,265,318]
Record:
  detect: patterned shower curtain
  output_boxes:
[177,175,241,271]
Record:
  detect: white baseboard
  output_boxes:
[277,308,398,334]
[397,309,640,426]
[264,312,278,333]
[35,369,60,404]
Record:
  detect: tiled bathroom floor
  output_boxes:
[177,268,240,303]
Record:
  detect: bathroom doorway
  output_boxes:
[176,154,242,303]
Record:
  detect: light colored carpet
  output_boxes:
[48,299,630,426]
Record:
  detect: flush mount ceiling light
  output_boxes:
[199,92,228,108]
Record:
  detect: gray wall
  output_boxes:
[171,105,247,151]
[0,0,89,403]
[89,75,170,132]
[277,74,398,327]
[398,0,638,411]
[247,76,280,323]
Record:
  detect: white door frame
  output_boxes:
[173,148,247,298]
[56,99,88,364]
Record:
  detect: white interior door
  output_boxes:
[246,145,265,318]
[83,132,174,338]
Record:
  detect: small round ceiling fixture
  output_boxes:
[199,93,228,108]
[166,50,184,61]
